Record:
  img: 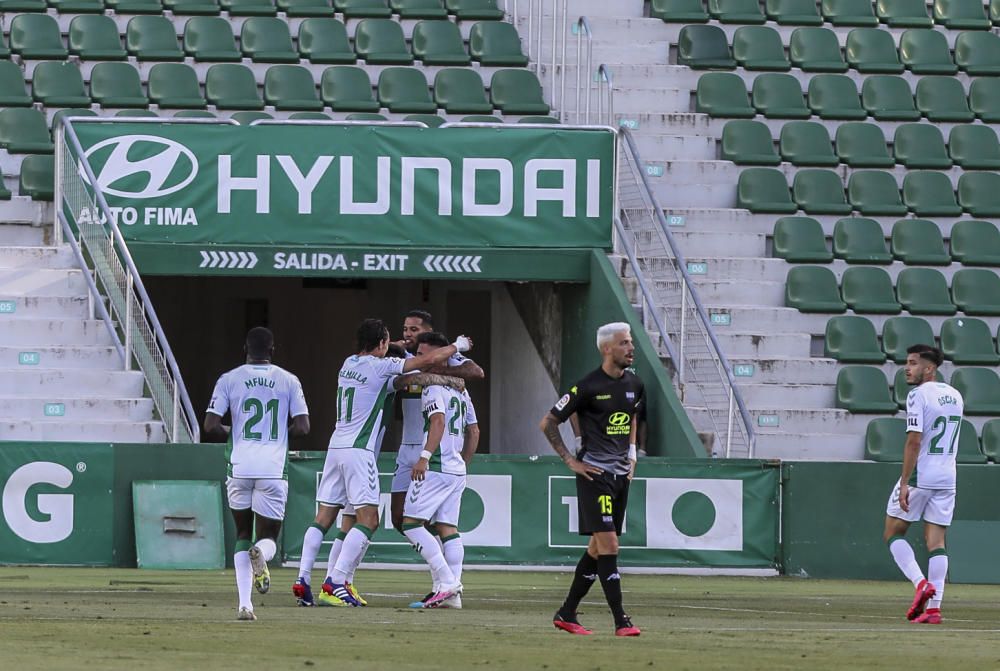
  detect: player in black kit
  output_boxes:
[540,322,644,637]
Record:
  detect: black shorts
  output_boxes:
[576,472,630,536]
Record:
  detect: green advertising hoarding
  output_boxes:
[68,122,615,251]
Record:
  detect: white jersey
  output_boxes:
[207,364,308,479]
[329,354,405,451]
[400,350,469,444]
[906,381,964,490]
[422,386,478,476]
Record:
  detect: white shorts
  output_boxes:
[226,478,288,520]
[392,443,423,493]
[402,471,465,526]
[886,480,956,526]
[316,448,380,509]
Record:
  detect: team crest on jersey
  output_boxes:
[555,394,571,410]
[626,392,635,400]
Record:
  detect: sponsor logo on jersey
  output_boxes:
[594,394,611,400]
[907,417,920,428]
[606,411,631,436]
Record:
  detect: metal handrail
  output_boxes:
[575,16,593,124]
[597,64,614,127]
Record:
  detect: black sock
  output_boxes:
[597,554,626,624]
[559,551,598,617]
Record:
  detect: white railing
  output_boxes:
[505,0,569,120]
[55,118,208,444]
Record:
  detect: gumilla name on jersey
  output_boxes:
[340,369,369,385]
[244,377,276,390]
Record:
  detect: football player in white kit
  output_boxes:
[204,327,310,622]
[401,332,480,609]
[883,344,964,625]
[292,318,472,608]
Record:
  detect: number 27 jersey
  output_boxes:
[906,381,964,490]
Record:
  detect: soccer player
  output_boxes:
[883,344,964,625]
[540,322,643,637]
[203,327,310,622]
[293,318,471,608]
[401,332,481,609]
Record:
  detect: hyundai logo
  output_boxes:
[83,135,198,199]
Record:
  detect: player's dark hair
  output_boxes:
[245,326,274,359]
[415,331,450,348]
[406,309,434,328]
[386,343,406,358]
[907,344,944,367]
[357,318,390,353]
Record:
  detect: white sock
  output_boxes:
[325,536,345,581]
[442,534,465,585]
[404,525,456,588]
[297,525,325,583]
[255,538,277,562]
[235,550,253,610]
[331,525,373,584]
[888,537,925,587]
[927,551,948,609]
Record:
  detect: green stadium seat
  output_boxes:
[345,112,389,121]
[833,217,893,263]
[90,62,149,108]
[823,0,879,24]
[68,16,128,61]
[883,316,935,363]
[355,19,413,64]
[877,0,933,26]
[148,63,206,109]
[708,0,766,23]
[444,0,503,20]
[899,29,957,74]
[335,0,391,16]
[785,265,847,312]
[264,65,323,110]
[951,368,1000,414]
[50,1,106,16]
[469,22,529,66]
[835,123,894,167]
[970,77,1000,123]
[518,115,560,124]
[949,125,1000,169]
[298,19,356,64]
[951,268,1000,315]
[836,366,898,413]
[433,68,491,114]
[221,0,278,15]
[958,172,1000,217]
[490,69,549,114]
[10,15,68,60]
[279,0,334,15]
[951,220,1000,265]
[183,17,241,62]
[893,124,952,168]
[377,67,435,113]
[412,20,471,65]
[752,73,810,118]
[862,76,919,120]
[773,216,834,262]
[733,26,790,71]
[808,75,867,119]
[865,417,906,460]
[738,167,797,213]
[0,34,10,61]
[766,0,823,24]
[723,120,781,165]
[955,32,1000,75]
[405,113,445,126]
[19,155,53,201]
[841,266,903,313]
[205,63,265,109]
[0,0,46,9]
[892,368,944,408]
[0,62,32,107]
[459,114,502,122]
[0,109,52,154]
[241,18,299,63]
[696,73,755,118]
[320,66,379,111]
[678,25,737,69]
[825,315,887,362]
[288,111,332,120]
[51,109,98,129]
[890,219,950,265]
[173,110,217,118]
[793,169,852,214]
[126,16,184,61]
[902,171,962,216]
[981,419,1000,462]
[230,111,273,124]
[651,0,711,21]
[941,317,1000,363]
[846,28,904,72]
[779,121,838,166]
[897,267,957,315]
[32,62,90,107]
[847,170,907,215]
[957,419,986,464]
[992,0,1000,23]
[115,110,159,118]
[391,0,447,18]
[164,0,222,14]
[790,28,850,72]
[915,77,974,122]
[934,0,990,28]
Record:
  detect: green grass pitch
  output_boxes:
[0,567,998,670]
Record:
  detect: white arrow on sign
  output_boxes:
[421,255,483,274]
[199,250,259,270]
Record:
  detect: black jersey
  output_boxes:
[549,367,644,475]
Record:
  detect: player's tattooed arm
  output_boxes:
[202,413,230,441]
[540,413,603,481]
[898,430,922,512]
[289,414,310,437]
[443,360,485,380]
[393,373,466,393]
